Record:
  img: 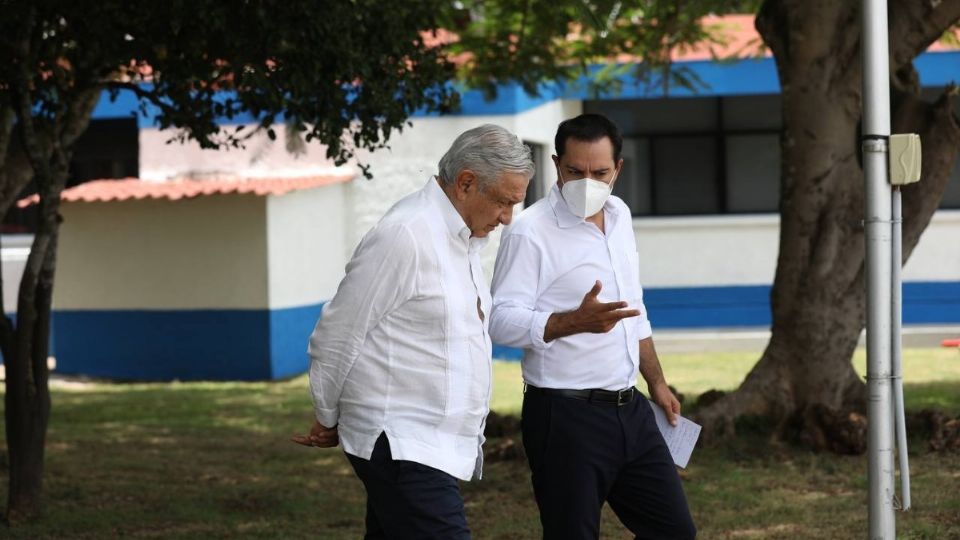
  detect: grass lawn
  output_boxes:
[0,347,958,539]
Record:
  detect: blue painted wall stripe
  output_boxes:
[642,281,960,328]
[52,303,325,381]
[48,281,960,376]
[53,309,273,380]
[269,303,325,379]
[493,281,960,358]
[92,52,959,123]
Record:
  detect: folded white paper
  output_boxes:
[649,402,701,468]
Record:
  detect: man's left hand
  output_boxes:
[291,420,339,448]
[650,382,681,427]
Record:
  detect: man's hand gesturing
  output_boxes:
[544,281,640,342]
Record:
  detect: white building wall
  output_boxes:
[1,235,31,314]
[266,183,348,310]
[138,124,349,182]
[54,195,269,310]
[633,214,780,287]
[127,98,960,303]
[633,210,960,289]
[903,209,960,281]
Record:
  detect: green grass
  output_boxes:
[0,348,957,538]
[494,347,960,414]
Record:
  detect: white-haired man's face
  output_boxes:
[448,169,528,238]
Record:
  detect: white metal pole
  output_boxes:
[862,0,897,537]
[891,188,911,510]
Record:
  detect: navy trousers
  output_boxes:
[522,390,697,540]
[346,433,471,540]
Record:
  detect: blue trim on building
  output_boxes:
[914,51,960,88]
[491,280,960,359]
[93,86,270,128]
[492,344,524,361]
[644,285,772,328]
[92,52,958,123]
[269,303,325,379]
[643,281,960,328]
[902,281,960,324]
[47,281,960,375]
[52,303,325,381]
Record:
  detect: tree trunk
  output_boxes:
[694,0,960,450]
[1,54,98,516]
[4,170,65,523]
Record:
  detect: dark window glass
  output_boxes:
[652,136,720,215]
[523,141,545,207]
[726,134,780,212]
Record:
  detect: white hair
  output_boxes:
[437,124,535,190]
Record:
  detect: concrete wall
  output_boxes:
[52,195,276,380]
[1,234,31,314]
[138,124,348,182]
[266,183,348,309]
[55,196,268,310]
[903,210,960,281]
[46,182,352,381]
[633,210,960,328]
[265,183,349,378]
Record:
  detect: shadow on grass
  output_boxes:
[0,376,956,538]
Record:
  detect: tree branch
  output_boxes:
[59,87,102,149]
[899,86,960,258]
[0,104,15,167]
[11,7,50,182]
[890,0,960,73]
[755,1,789,66]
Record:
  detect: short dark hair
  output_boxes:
[554,113,623,163]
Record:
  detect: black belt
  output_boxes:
[524,384,637,406]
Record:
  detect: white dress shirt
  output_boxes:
[490,185,652,391]
[308,177,493,481]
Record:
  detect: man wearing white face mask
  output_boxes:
[490,114,696,539]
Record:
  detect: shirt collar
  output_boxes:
[548,183,621,230]
[424,177,486,248]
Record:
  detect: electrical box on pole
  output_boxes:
[889,134,922,185]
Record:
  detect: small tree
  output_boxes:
[0,0,455,522]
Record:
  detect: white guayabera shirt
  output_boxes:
[490,185,653,392]
[308,178,493,481]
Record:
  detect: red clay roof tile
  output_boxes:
[17,174,354,208]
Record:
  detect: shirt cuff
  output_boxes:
[314,406,340,428]
[638,319,653,340]
[530,310,556,350]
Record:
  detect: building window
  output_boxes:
[2,118,138,234]
[523,141,546,207]
[725,134,780,212]
[589,94,958,216]
[652,135,720,215]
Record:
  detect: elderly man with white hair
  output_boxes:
[293,124,533,539]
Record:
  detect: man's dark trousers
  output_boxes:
[346,433,471,540]
[522,389,697,539]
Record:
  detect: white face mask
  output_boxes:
[560,176,613,218]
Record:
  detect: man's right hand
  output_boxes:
[543,281,640,342]
[291,420,339,448]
